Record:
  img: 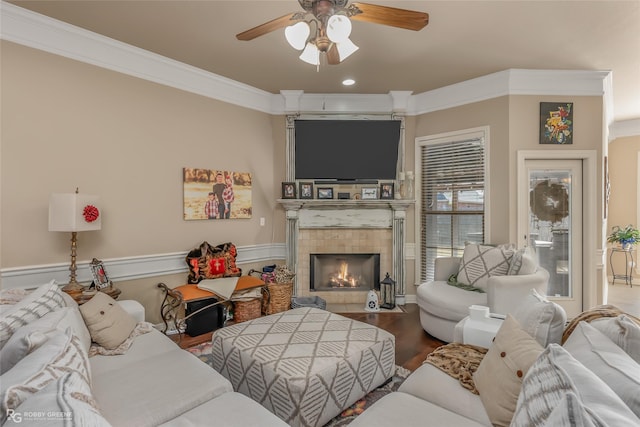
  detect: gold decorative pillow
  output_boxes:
[473,314,544,427]
[79,292,137,350]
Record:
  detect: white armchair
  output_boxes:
[417,256,549,342]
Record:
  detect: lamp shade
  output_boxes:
[327,15,352,43]
[285,22,310,50]
[49,193,101,232]
[299,42,320,65]
[337,38,359,61]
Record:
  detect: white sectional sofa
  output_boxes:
[0,281,288,427]
[350,300,640,427]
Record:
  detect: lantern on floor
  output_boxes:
[379,273,396,310]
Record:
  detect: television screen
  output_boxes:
[294,119,401,181]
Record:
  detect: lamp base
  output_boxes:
[62,281,85,296]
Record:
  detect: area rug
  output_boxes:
[186,341,410,426]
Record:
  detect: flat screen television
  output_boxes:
[294,119,401,182]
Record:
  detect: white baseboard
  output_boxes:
[1,243,285,289]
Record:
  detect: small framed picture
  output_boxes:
[90,258,111,290]
[361,187,378,200]
[299,182,314,199]
[317,187,334,199]
[282,182,296,199]
[380,183,394,199]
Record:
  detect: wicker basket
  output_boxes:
[262,282,293,315]
[232,297,262,323]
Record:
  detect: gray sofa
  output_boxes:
[0,281,288,427]
[417,256,549,342]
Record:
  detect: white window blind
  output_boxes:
[420,137,485,281]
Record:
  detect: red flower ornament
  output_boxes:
[83,205,100,223]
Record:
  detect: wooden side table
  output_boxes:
[157,276,266,339]
[64,286,122,305]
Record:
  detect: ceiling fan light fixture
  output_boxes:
[299,42,320,65]
[336,38,359,61]
[326,14,352,43]
[285,21,310,50]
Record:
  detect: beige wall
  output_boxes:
[1,42,283,318]
[2,40,615,314]
[413,97,511,244]
[607,135,640,279]
[411,95,607,307]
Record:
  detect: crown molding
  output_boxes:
[609,119,640,141]
[0,1,274,113]
[0,243,286,289]
[1,1,634,135]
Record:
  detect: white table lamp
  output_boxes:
[49,189,101,295]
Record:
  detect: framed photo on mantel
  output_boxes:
[361,187,378,200]
[299,182,313,199]
[317,187,334,199]
[282,182,296,199]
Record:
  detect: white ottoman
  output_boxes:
[211,307,395,427]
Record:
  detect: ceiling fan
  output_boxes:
[236,0,429,67]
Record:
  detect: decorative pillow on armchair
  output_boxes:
[507,246,538,276]
[457,244,515,290]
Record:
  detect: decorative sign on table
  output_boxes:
[183,168,252,220]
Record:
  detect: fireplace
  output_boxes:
[310,253,380,292]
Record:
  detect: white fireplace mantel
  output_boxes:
[278,198,414,304]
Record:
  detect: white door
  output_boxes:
[518,159,583,317]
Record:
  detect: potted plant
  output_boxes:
[607,224,640,250]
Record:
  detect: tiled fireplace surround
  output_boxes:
[279,200,412,305]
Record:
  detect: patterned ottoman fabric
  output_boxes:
[211,307,395,427]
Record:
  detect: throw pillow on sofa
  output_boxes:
[590,314,640,364]
[0,328,90,424]
[79,292,137,350]
[511,344,640,427]
[563,321,640,417]
[456,244,515,289]
[512,288,566,347]
[474,314,543,427]
[0,280,67,350]
[4,371,110,427]
[0,307,92,374]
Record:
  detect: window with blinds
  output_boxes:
[419,136,485,282]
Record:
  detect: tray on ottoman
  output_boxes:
[211,307,395,427]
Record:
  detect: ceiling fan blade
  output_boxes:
[326,44,340,65]
[236,13,299,41]
[350,2,429,31]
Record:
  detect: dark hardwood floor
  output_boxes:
[171,303,445,372]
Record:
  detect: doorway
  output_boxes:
[517,151,598,318]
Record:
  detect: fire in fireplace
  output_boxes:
[310,253,381,292]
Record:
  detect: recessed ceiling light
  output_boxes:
[342,79,356,86]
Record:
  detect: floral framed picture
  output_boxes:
[299,182,314,199]
[282,182,296,199]
[540,102,573,144]
[317,187,334,199]
[361,187,378,200]
[380,183,394,199]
